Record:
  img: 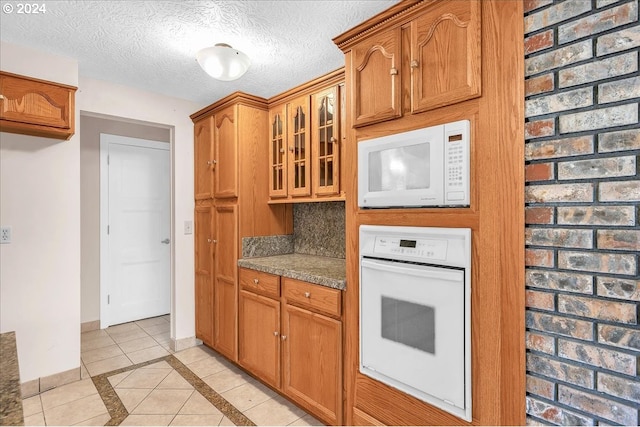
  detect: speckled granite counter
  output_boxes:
[238,254,346,290]
[0,332,24,426]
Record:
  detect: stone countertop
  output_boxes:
[238,253,346,290]
[0,331,24,426]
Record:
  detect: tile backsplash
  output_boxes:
[294,202,345,259]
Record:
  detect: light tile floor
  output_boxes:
[22,315,323,426]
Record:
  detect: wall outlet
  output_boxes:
[0,227,11,244]
[184,220,193,235]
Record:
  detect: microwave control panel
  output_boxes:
[444,120,470,205]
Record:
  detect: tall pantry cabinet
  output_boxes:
[191,93,292,360]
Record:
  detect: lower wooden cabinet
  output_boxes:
[238,268,343,425]
[194,202,214,347]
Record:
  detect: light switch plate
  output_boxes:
[1,227,11,244]
[184,220,193,235]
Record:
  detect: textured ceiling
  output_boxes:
[0,0,399,106]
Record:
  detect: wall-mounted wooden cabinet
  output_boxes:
[0,71,77,140]
[347,0,481,127]
[238,268,343,426]
[194,116,214,200]
[268,70,345,203]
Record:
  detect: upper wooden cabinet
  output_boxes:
[0,71,77,140]
[339,0,481,127]
[267,69,345,203]
[214,105,238,199]
[194,116,214,200]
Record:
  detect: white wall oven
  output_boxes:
[358,119,470,208]
[359,225,472,422]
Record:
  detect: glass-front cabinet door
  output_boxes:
[269,104,287,198]
[287,96,311,197]
[312,86,340,196]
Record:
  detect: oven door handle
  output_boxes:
[361,258,463,282]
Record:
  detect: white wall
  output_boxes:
[0,42,81,382]
[77,77,201,342]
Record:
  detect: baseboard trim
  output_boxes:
[81,320,100,333]
[22,366,81,398]
[171,336,197,352]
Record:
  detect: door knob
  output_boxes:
[161,238,170,244]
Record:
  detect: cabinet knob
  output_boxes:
[390,68,398,75]
[304,292,311,298]
[207,160,213,165]
[207,238,212,243]
[212,239,218,244]
[281,335,287,341]
[280,148,285,153]
[254,278,259,284]
[273,331,279,337]
[289,147,294,152]
[330,137,337,144]
[410,60,419,69]
[0,94,5,100]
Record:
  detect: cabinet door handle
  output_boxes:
[207,160,213,165]
[304,292,311,298]
[207,238,212,243]
[410,60,419,69]
[280,148,285,153]
[254,278,259,284]
[273,331,279,337]
[289,147,294,152]
[330,137,337,144]
[212,239,218,244]
[390,68,398,75]
[0,94,5,100]
[281,335,287,341]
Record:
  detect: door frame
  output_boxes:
[99,133,172,329]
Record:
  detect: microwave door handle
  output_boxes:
[361,258,463,282]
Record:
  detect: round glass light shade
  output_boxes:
[196,43,251,81]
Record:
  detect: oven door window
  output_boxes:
[360,258,466,410]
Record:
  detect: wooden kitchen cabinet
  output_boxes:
[214,105,238,199]
[311,86,340,196]
[213,204,238,360]
[269,103,288,198]
[287,95,311,197]
[194,116,215,200]
[0,71,77,140]
[194,201,214,347]
[237,268,343,425]
[347,0,481,127]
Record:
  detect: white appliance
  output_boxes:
[358,119,470,208]
[359,225,472,422]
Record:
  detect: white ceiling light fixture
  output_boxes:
[196,43,251,81]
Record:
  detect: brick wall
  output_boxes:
[524,0,639,425]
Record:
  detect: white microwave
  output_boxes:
[358,119,470,208]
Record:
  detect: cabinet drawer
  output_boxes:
[283,278,341,318]
[239,268,280,299]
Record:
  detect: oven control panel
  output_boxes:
[373,237,448,261]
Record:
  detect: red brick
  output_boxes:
[526,183,594,203]
[526,331,556,354]
[559,2,638,44]
[526,207,555,225]
[526,396,594,425]
[559,385,638,425]
[598,324,640,351]
[526,249,555,267]
[526,269,593,294]
[524,0,553,14]
[559,339,638,375]
[526,73,555,96]
[526,290,556,311]
[525,135,594,160]
[527,353,594,388]
[526,375,556,399]
[557,206,635,226]
[526,228,593,248]
[558,250,637,275]
[597,277,640,301]
[525,1,592,34]
[597,230,640,251]
[526,163,554,181]
[597,372,640,404]
[526,311,594,340]
[558,294,637,324]
[525,119,556,139]
[599,180,640,202]
[526,29,555,55]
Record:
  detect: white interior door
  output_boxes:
[100,134,170,327]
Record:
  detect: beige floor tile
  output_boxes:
[23,411,45,426]
[43,393,107,426]
[157,370,194,390]
[289,414,325,426]
[140,360,172,370]
[81,329,110,341]
[136,316,168,328]
[81,335,116,352]
[108,370,133,387]
[118,336,158,354]
[115,388,153,412]
[170,414,224,426]
[81,343,124,364]
[81,362,90,379]
[73,412,111,426]
[202,366,249,394]
[131,389,193,415]
[220,380,276,412]
[107,322,144,335]
[115,367,171,389]
[161,314,170,322]
[218,415,236,426]
[178,391,223,415]
[141,322,170,336]
[40,378,98,410]
[127,345,170,364]
[174,345,216,365]
[109,328,150,344]
[185,355,229,378]
[244,395,307,426]
[22,395,42,417]
[85,354,133,377]
[120,414,174,426]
